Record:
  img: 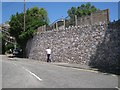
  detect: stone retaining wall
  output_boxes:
[89,21,120,68]
[26,23,108,65]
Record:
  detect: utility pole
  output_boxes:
[75,15,77,26]
[24,0,26,31]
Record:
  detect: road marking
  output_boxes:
[72,68,99,73]
[55,65,99,73]
[56,65,118,76]
[112,74,117,77]
[115,87,120,90]
[22,67,43,81]
[72,68,118,76]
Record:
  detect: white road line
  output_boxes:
[112,74,117,77]
[72,68,99,73]
[64,66,117,76]
[115,87,120,90]
[22,67,43,81]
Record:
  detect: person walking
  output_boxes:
[46,47,51,62]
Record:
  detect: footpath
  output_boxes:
[4,54,119,75]
[5,54,97,71]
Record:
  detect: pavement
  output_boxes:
[6,54,118,76]
[6,55,97,72]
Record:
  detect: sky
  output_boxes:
[1,2,119,24]
[118,1,120,19]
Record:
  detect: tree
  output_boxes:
[9,7,49,57]
[0,32,5,54]
[67,7,77,19]
[67,3,99,18]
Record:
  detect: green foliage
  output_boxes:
[0,33,2,39]
[2,39,5,54]
[5,43,14,53]
[67,3,99,18]
[9,7,49,57]
[0,33,5,54]
[67,7,77,19]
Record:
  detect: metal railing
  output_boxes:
[37,9,109,34]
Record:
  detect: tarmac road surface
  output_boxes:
[1,55,118,88]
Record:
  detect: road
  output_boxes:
[1,55,118,88]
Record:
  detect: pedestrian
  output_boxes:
[46,47,51,62]
[9,49,12,54]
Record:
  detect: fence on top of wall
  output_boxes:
[37,9,110,34]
